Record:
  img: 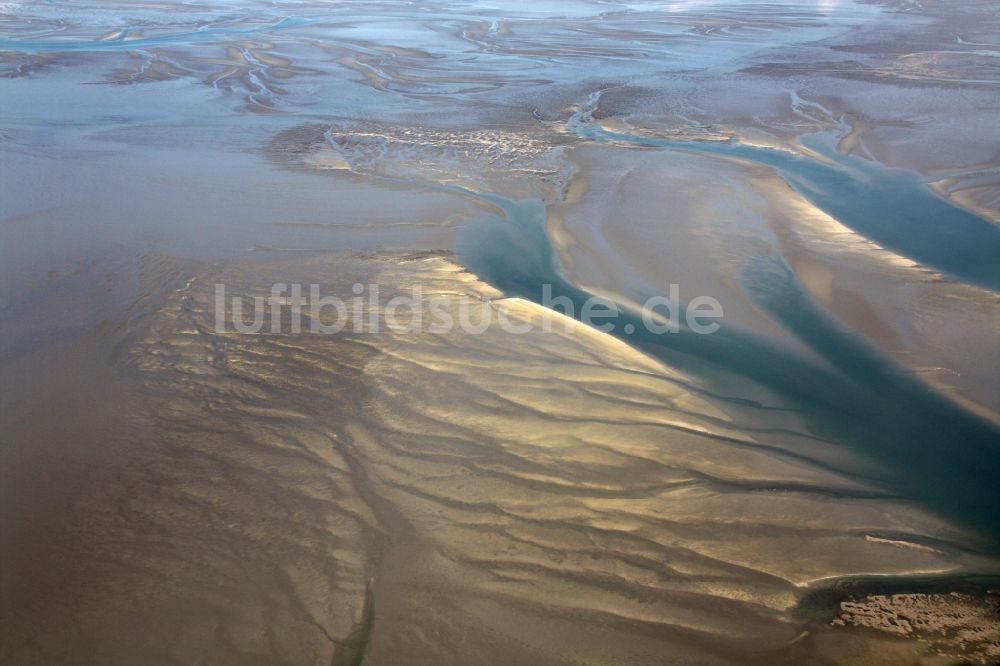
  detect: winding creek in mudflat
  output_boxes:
[2,1,999,664]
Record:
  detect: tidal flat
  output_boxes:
[1,1,999,664]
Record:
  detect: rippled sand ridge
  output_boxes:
[1,0,999,664]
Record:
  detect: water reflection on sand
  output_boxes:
[1,0,999,664]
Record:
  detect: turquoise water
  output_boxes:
[2,0,997,659]
[569,101,1000,292]
[457,122,1000,550]
[0,16,310,52]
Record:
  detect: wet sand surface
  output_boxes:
[1,1,999,664]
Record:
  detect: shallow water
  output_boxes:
[2,0,999,663]
[456,177,1000,550]
[570,97,1000,291]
